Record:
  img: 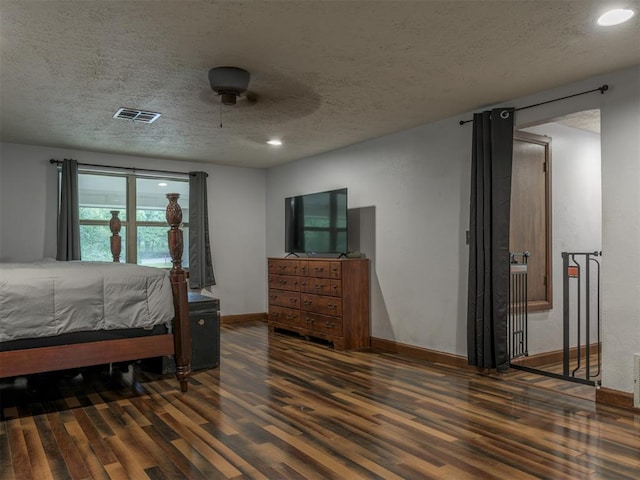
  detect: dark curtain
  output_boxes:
[189,172,216,289]
[467,108,514,372]
[56,158,81,261]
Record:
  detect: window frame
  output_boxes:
[69,169,189,267]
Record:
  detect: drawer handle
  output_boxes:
[303,300,311,305]
[290,298,298,304]
[314,284,325,289]
[279,279,287,285]
[198,319,205,326]
[315,267,324,272]
[328,304,336,310]
[270,295,277,300]
[271,312,280,318]
[306,318,315,324]
[325,322,335,327]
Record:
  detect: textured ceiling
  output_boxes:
[1,1,638,168]
[552,109,601,134]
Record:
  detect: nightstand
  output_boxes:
[143,291,220,374]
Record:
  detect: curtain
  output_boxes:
[467,108,514,372]
[189,171,216,289]
[56,158,81,261]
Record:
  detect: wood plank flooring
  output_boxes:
[505,356,600,402]
[2,321,639,479]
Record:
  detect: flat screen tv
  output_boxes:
[285,188,348,255]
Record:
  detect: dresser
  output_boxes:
[267,257,370,350]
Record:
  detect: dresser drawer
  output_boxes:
[299,260,341,278]
[268,259,300,276]
[300,277,329,295]
[269,289,301,308]
[269,274,300,292]
[269,306,301,327]
[328,261,341,279]
[297,260,309,276]
[304,261,332,278]
[301,293,342,317]
[300,277,342,297]
[302,312,343,337]
[329,279,342,297]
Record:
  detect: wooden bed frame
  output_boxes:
[0,193,192,392]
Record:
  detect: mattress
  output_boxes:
[0,259,175,343]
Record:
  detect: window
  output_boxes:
[75,171,189,267]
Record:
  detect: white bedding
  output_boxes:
[0,259,175,343]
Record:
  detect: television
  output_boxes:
[285,188,348,255]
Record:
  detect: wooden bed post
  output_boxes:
[166,193,192,392]
[109,210,122,262]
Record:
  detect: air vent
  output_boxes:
[113,108,161,124]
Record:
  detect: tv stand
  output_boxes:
[267,257,370,350]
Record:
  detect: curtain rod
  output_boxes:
[458,84,609,126]
[49,159,208,177]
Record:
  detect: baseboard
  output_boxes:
[510,343,600,368]
[370,337,474,370]
[220,312,268,325]
[596,387,636,410]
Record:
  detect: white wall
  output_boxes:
[266,65,640,394]
[599,69,640,394]
[0,143,267,316]
[267,119,472,356]
[520,123,602,355]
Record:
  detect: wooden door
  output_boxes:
[510,131,552,310]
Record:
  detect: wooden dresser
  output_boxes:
[267,257,370,350]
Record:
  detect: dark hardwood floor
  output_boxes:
[505,363,598,402]
[2,321,639,479]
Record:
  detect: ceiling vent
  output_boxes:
[113,108,161,124]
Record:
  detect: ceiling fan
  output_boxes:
[208,66,258,106]
[205,66,321,128]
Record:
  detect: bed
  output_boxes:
[0,193,192,392]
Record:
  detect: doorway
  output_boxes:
[507,109,602,399]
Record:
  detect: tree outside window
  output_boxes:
[74,172,189,268]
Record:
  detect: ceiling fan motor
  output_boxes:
[208,66,250,105]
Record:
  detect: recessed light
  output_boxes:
[597,8,635,26]
[158,182,168,187]
[267,139,282,146]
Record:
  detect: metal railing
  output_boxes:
[508,252,529,360]
[562,251,602,383]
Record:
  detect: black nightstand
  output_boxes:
[143,292,220,374]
